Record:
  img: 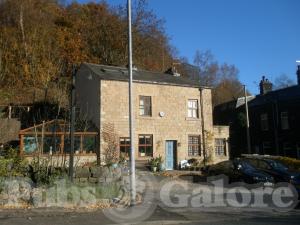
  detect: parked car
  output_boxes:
[207,159,274,186]
[242,157,300,192]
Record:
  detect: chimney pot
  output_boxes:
[259,76,273,95]
[165,66,180,77]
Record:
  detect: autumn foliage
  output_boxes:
[0,0,246,107]
[0,0,174,91]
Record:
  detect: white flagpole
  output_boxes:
[127,0,136,204]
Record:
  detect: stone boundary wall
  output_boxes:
[0,165,130,208]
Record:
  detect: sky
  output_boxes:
[77,0,300,94]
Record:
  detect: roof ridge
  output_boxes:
[83,62,125,70]
[81,62,212,89]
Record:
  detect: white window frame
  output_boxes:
[139,96,152,116]
[188,135,201,156]
[187,99,199,118]
[215,138,226,156]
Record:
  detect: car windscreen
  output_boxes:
[240,161,256,171]
[268,160,288,171]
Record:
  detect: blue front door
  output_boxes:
[165,141,174,170]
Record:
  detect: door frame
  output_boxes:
[165,140,177,170]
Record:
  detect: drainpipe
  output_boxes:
[69,66,76,182]
[244,85,251,154]
[199,88,207,166]
[272,100,280,155]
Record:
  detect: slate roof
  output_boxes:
[80,63,210,89]
[249,85,300,107]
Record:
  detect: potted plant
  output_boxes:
[156,155,164,171]
[149,155,164,172]
[149,157,158,172]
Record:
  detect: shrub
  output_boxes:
[102,124,119,166]
[0,147,29,177]
[149,155,163,171]
[29,157,68,186]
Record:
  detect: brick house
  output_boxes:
[76,63,229,169]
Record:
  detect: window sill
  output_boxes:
[138,116,154,120]
[22,153,97,157]
[185,117,200,121]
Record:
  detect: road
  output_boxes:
[1,206,300,225]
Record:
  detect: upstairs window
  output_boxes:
[139,96,152,116]
[260,113,269,131]
[281,112,289,130]
[215,138,226,156]
[188,135,201,156]
[188,100,198,118]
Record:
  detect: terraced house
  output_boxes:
[75,63,229,169]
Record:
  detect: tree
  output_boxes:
[180,50,245,106]
[193,50,218,86]
[273,74,295,90]
[0,0,176,105]
[212,63,244,106]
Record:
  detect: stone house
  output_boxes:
[76,63,229,169]
[214,65,300,159]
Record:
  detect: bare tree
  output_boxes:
[273,74,296,90]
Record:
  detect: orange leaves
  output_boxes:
[0,0,175,89]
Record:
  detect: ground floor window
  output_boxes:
[120,137,130,157]
[138,134,153,157]
[262,141,271,154]
[188,135,201,156]
[215,138,226,156]
[283,142,297,158]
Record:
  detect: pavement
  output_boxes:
[1,167,300,225]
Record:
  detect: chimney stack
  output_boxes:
[165,66,180,77]
[259,76,273,95]
[297,65,300,85]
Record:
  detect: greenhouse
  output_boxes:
[19,120,98,155]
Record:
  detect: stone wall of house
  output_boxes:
[100,79,214,165]
[0,118,20,144]
[212,125,230,163]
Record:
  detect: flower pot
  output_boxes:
[159,164,165,172]
[112,163,118,169]
[152,166,157,172]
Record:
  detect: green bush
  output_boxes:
[29,157,68,186]
[0,147,29,177]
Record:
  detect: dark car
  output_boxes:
[243,157,300,191]
[207,159,274,186]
